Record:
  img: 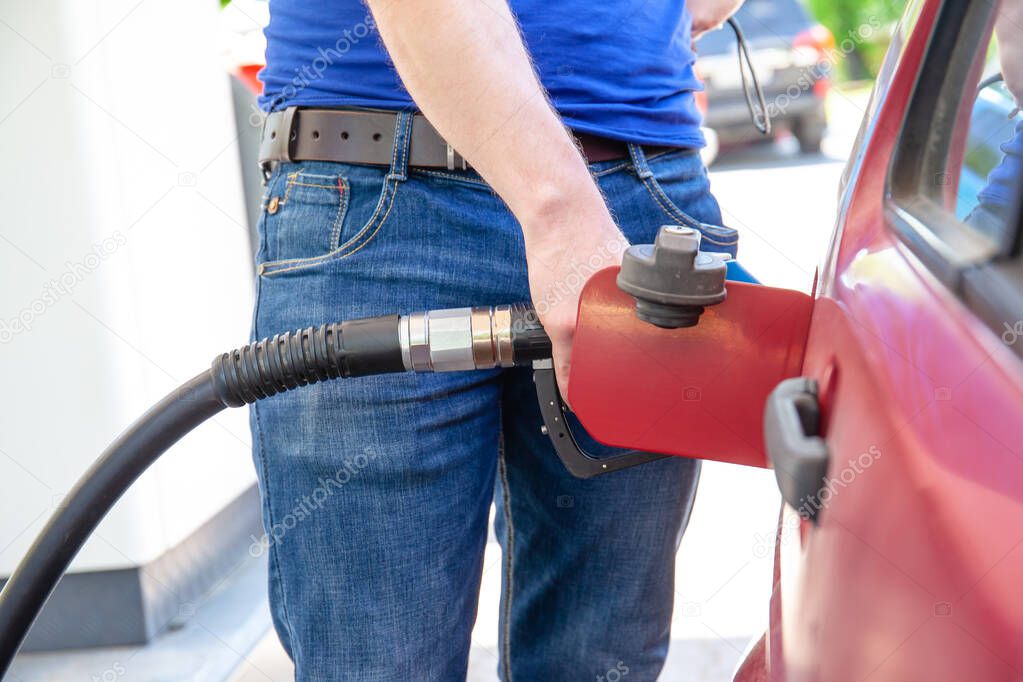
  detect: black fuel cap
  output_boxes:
[617,225,728,328]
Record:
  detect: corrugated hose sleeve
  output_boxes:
[211,314,405,407]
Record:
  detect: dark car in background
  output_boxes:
[696,0,833,154]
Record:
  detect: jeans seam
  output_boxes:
[289,171,339,180]
[336,181,397,259]
[498,447,515,682]
[592,150,674,178]
[252,403,300,665]
[329,176,351,250]
[288,181,337,189]
[335,177,393,255]
[642,174,700,228]
[412,168,489,187]
[592,159,631,177]
[641,175,738,246]
[279,169,303,206]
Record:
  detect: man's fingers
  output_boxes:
[555,359,572,409]
[549,337,573,407]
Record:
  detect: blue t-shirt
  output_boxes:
[976,120,1023,214]
[259,1,705,148]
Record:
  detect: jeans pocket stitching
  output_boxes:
[335,181,398,260]
[329,176,351,250]
[335,173,394,255]
[412,168,490,187]
[259,178,397,277]
[279,169,303,206]
[642,175,738,246]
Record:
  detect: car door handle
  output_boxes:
[764,377,830,523]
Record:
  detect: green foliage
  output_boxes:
[805,0,905,80]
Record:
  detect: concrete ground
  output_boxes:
[9,88,867,682]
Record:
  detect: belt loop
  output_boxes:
[627,143,653,180]
[388,110,414,182]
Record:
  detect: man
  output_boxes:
[966,1,1023,245]
[253,0,743,678]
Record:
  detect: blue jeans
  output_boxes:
[250,112,735,681]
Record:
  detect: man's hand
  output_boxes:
[520,192,628,397]
[367,0,628,397]
[689,0,745,40]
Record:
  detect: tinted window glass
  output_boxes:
[889,0,1021,260]
[953,31,1023,248]
[886,0,1023,350]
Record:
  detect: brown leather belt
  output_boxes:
[259,107,670,175]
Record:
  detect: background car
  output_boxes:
[696,0,833,154]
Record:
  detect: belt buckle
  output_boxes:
[446,143,467,171]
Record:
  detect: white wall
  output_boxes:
[0,0,257,573]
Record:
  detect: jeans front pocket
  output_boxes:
[640,150,739,257]
[258,161,394,277]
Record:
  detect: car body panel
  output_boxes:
[756,0,1023,679]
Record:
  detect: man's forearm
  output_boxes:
[366,0,627,393]
[365,0,614,249]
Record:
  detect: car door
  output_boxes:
[765,0,1023,680]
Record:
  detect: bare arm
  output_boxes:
[689,0,745,40]
[365,0,626,395]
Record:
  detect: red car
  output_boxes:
[735,0,1023,677]
[569,0,1023,679]
[719,0,1023,676]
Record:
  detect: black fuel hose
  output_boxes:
[0,373,225,675]
[0,307,548,678]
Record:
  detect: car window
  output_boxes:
[951,33,1023,248]
[889,0,1021,260]
[887,0,1023,354]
